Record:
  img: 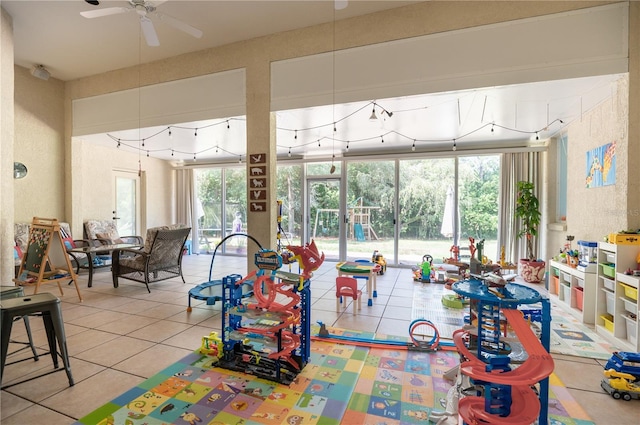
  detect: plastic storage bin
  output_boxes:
[603,288,615,315]
[620,297,637,315]
[551,275,559,294]
[621,283,638,301]
[562,284,571,305]
[622,314,637,346]
[602,277,615,291]
[601,314,614,332]
[600,263,615,279]
[573,286,584,311]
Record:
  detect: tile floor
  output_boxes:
[1,254,639,424]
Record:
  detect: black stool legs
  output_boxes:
[1,293,73,388]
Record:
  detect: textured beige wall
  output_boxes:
[13,65,66,222]
[78,142,173,234]
[1,8,15,283]
[561,76,628,247]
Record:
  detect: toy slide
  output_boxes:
[457,383,540,425]
[453,308,554,425]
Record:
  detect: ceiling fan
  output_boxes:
[80,0,203,47]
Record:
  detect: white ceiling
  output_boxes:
[4,1,626,163]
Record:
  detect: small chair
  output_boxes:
[1,293,74,389]
[335,276,362,314]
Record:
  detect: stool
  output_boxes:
[1,293,74,389]
[0,286,38,362]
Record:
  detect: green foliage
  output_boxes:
[515,180,541,261]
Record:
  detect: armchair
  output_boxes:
[111,225,191,293]
[84,219,143,245]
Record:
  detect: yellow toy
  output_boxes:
[371,250,387,275]
[199,331,223,358]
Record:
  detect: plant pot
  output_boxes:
[518,259,546,283]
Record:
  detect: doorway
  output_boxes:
[307,178,343,261]
[113,170,141,236]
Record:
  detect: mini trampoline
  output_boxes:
[186,233,263,312]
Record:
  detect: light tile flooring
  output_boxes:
[1,254,639,424]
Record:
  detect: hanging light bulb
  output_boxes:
[238,156,242,163]
[294,130,298,140]
[346,141,349,152]
[117,139,121,148]
[216,145,219,154]
[142,139,145,147]
[535,132,539,140]
[146,151,149,157]
[412,140,416,152]
[168,127,172,138]
[318,140,321,147]
[171,149,174,157]
[452,139,457,151]
[333,122,337,132]
[491,124,494,133]
[227,120,230,129]
[193,153,196,160]
[369,105,377,120]
[194,128,198,137]
[381,136,384,144]
[288,147,292,157]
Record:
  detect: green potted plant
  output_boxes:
[515,180,545,282]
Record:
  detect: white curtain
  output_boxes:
[176,168,195,231]
[499,152,541,264]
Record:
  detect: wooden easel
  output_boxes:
[13,217,83,302]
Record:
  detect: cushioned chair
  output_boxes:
[84,219,143,245]
[335,276,362,314]
[111,225,191,293]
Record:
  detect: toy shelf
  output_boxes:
[595,242,640,352]
[548,259,596,324]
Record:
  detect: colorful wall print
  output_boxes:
[585,141,616,188]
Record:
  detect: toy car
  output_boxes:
[371,250,387,275]
[604,352,640,381]
[601,369,640,400]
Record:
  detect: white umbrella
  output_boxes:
[440,186,459,238]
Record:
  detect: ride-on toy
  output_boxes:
[601,351,640,401]
[413,254,433,282]
[371,250,386,275]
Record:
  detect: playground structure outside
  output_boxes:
[310,237,499,266]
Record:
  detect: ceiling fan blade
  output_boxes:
[155,11,203,39]
[140,16,160,46]
[80,7,131,19]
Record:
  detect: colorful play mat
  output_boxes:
[75,332,595,425]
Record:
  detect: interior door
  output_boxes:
[113,171,140,237]
[307,178,342,261]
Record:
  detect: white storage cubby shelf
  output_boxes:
[548,259,596,324]
[595,242,640,352]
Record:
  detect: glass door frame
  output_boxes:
[304,173,346,261]
[112,169,142,236]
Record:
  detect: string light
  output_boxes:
[104,98,569,160]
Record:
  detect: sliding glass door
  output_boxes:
[397,158,455,266]
[346,161,396,262]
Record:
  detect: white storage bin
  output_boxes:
[620,297,638,315]
[622,314,637,346]
[575,277,585,288]
[603,288,615,315]
[561,271,572,283]
[605,252,616,263]
[602,277,615,291]
[562,284,571,305]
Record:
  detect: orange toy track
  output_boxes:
[453,308,554,425]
